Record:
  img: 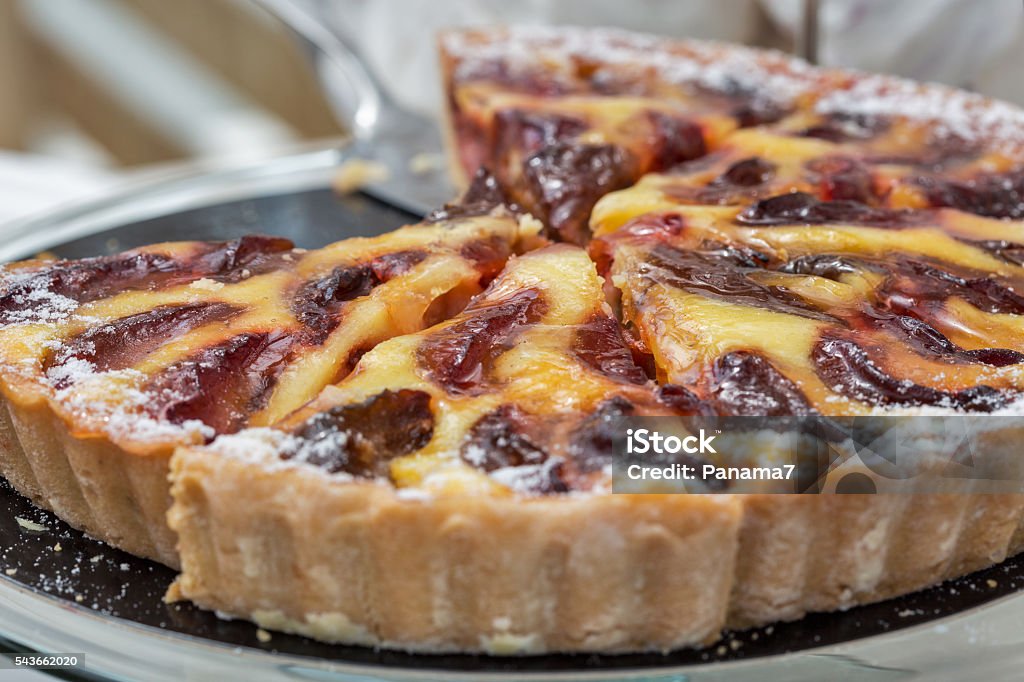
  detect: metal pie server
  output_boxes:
[254,0,458,217]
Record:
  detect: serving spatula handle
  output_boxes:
[251,0,457,215]
[252,0,386,140]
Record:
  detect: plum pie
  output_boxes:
[3,26,1024,653]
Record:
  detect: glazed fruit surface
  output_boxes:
[0,209,526,452]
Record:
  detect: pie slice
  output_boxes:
[440,26,822,244]
[442,27,1024,244]
[588,131,1024,629]
[0,198,530,565]
[169,244,744,653]
[590,202,1024,414]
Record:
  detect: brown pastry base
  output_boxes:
[168,447,743,654]
[168,443,1024,654]
[729,493,1024,629]
[0,391,180,568]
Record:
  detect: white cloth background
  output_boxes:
[764,0,1023,102]
[0,152,116,228]
[307,0,1024,116]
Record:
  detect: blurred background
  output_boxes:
[0,0,343,223]
[0,0,1020,225]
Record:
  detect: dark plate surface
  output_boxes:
[1,185,1023,675]
[47,186,419,258]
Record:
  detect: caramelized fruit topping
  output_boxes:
[1,253,172,324]
[778,253,871,280]
[720,157,776,187]
[523,142,637,243]
[171,235,295,285]
[645,245,835,322]
[656,384,714,416]
[461,405,549,470]
[872,314,1024,367]
[48,303,239,383]
[461,405,569,493]
[676,157,778,204]
[418,288,547,395]
[643,111,707,171]
[284,389,434,477]
[567,396,634,475]
[495,109,588,157]
[710,351,817,416]
[916,168,1024,220]
[797,112,890,144]
[427,168,513,222]
[460,237,513,284]
[737,192,922,226]
[0,236,292,324]
[572,315,650,385]
[781,252,1024,319]
[294,250,427,344]
[732,99,788,128]
[967,239,1024,267]
[880,258,1024,316]
[807,157,876,203]
[812,335,1010,411]
[700,79,789,127]
[147,331,296,436]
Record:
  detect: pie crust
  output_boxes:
[169,460,1024,652]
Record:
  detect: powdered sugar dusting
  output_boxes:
[0,268,78,324]
[203,427,360,481]
[443,25,816,106]
[488,457,564,495]
[204,428,296,464]
[866,392,1024,417]
[0,262,216,445]
[44,356,95,389]
[291,429,350,466]
[42,358,213,445]
[460,443,488,468]
[991,395,1024,416]
[817,73,1024,152]
[443,26,1024,154]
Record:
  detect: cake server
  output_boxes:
[255,0,458,217]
